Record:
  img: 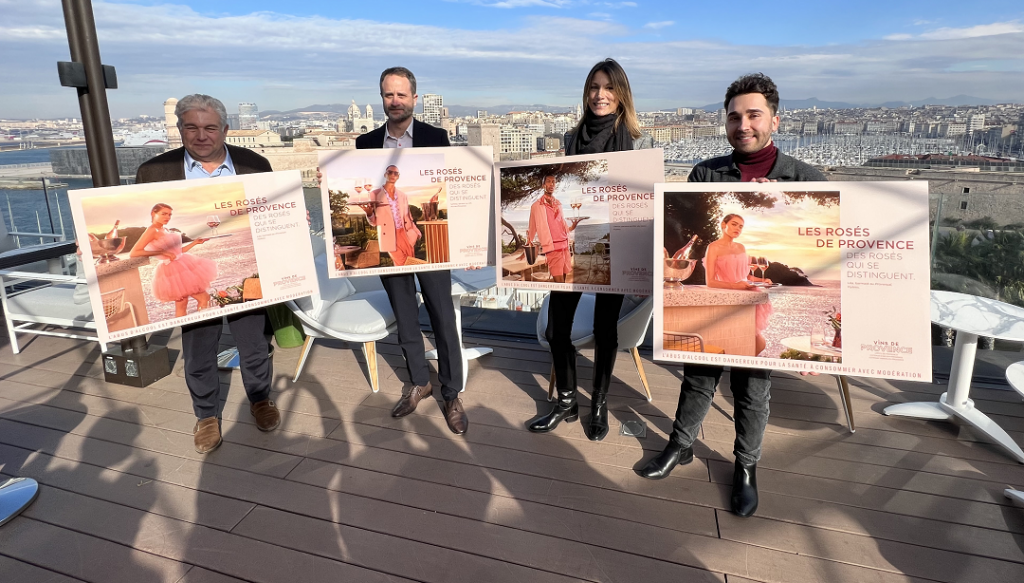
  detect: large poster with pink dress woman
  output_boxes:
[69,172,317,343]
[653,181,932,381]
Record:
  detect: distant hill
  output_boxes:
[262,104,352,116]
[877,95,1000,108]
[262,103,578,118]
[444,104,576,117]
[700,97,859,111]
[700,95,998,112]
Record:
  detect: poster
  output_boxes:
[653,181,932,381]
[69,171,317,343]
[494,149,663,294]
[317,146,493,277]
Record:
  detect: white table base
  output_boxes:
[884,331,1024,463]
[1006,489,1024,506]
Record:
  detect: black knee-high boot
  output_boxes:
[586,344,616,441]
[530,352,578,432]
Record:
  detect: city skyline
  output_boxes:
[2,0,1023,118]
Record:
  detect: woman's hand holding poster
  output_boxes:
[495,149,663,294]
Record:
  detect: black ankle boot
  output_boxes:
[636,441,693,479]
[529,389,578,432]
[731,460,758,517]
[586,388,609,441]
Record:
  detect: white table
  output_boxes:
[424,267,495,393]
[884,291,1024,464]
[1002,362,1024,503]
[780,336,855,433]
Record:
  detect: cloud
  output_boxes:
[1,2,1022,118]
[887,21,1024,41]
[644,21,675,30]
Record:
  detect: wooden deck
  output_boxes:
[1,326,1023,583]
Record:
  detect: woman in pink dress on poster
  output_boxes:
[130,203,217,317]
[704,213,773,355]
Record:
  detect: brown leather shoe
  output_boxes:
[443,398,468,435]
[391,382,432,418]
[193,417,222,454]
[250,399,281,432]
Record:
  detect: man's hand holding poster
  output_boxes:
[69,170,317,343]
[317,146,493,277]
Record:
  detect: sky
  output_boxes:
[3,0,1024,119]
[80,180,250,235]
[718,193,842,280]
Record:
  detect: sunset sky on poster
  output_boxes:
[716,191,842,282]
[80,182,250,237]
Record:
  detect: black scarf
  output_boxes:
[568,113,633,155]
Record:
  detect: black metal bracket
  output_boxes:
[57,61,117,89]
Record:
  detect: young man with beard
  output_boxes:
[637,74,825,518]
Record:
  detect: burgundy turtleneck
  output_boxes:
[735,143,778,182]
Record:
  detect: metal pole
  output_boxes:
[61,0,118,188]
[61,0,156,361]
[40,178,56,233]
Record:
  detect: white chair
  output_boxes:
[287,238,397,392]
[536,294,654,402]
[0,269,98,354]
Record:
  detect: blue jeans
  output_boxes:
[670,365,771,466]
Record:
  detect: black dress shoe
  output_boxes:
[731,460,758,517]
[586,391,609,441]
[636,441,693,479]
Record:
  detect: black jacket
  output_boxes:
[354,119,451,150]
[688,150,825,183]
[135,144,272,184]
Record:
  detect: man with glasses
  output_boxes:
[136,94,280,454]
[354,67,468,435]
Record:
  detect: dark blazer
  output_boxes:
[135,144,273,184]
[688,150,825,183]
[354,119,451,150]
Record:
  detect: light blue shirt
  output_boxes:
[183,148,236,180]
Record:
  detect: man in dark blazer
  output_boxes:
[136,94,280,454]
[354,67,467,435]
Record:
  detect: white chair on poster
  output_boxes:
[286,237,397,392]
[100,287,139,329]
[536,293,654,402]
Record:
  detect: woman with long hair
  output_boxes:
[130,203,216,317]
[528,58,649,440]
[703,213,773,354]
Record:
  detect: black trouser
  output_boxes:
[381,270,463,401]
[545,292,624,393]
[182,311,271,419]
[670,365,771,466]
